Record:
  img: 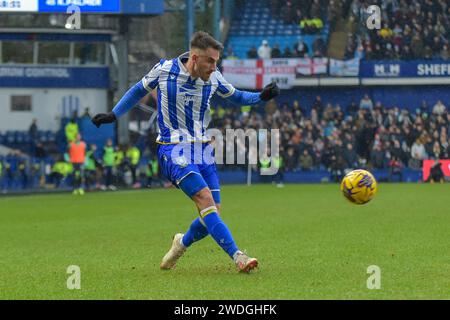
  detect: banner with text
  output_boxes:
[0,0,164,14]
[360,60,450,77]
[0,66,109,88]
[329,58,360,76]
[222,58,327,90]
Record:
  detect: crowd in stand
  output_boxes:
[1,97,448,192]
[0,144,161,193]
[231,0,450,61]
[227,0,334,60]
[210,96,449,181]
[345,0,450,60]
[0,112,161,193]
[267,0,330,33]
[237,36,328,60]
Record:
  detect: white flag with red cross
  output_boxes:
[222,58,328,90]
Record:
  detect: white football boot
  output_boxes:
[234,251,258,273]
[160,233,187,270]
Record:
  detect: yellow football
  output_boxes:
[340,169,378,205]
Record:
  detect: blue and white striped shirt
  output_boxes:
[112,52,262,144]
[143,52,237,144]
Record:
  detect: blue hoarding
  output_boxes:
[38,0,120,13]
[0,66,109,88]
[122,0,164,15]
[360,60,450,78]
[0,0,164,14]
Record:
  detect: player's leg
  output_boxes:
[178,145,257,272]
[158,143,199,269]
[157,144,216,269]
[190,185,258,272]
[180,162,221,247]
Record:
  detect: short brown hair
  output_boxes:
[190,31,224,51]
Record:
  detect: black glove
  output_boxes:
[259,82,280,101]
[91,112,116,128]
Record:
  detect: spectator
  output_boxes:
[312,37,326,56]
[282,46,293,58]
[18,160,28,189]
[50,156,71,188]
[82,108,91,119]
[410,138,428,169]
[354,43,365,59]
[299,149,313,171]
[29,118,38,142]
[68,133,86,195]
[440,44,450,60]
[146,156,160,188]
[280,1,295,24]
[329,152,345,182]
[423,45,433,59]
[427,160,445,183]
[225,47,238,60]
[432,100,447,116]
[294,37,309,57]
[273,154,284,187]
[431,36,443,57]
[346,101,359,116]
[432,141,442,159]
[84,144,99,191]
[370,144,385,169]
[420,100,429,115]
[388,156,404,182]
[312,95,323,116]
[125,144,141,188]
[102,138,116,191]
[379,23,393,39]
[390,139,405,164]
[401,45,414,60]
[34,142,47,159]
[410,34,424,59]
[247,45,258,59]
[284,147,297,171]
[257,40,272,59]
[65,118,79,143]
[343,143,358,169]
[359,94,373,111]
[311,16,324,33]
[28,118,39,155]
[271,44,282,58]
[300,16,313,34]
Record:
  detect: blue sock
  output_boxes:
[182,217,209,247]
[202,210,239,259]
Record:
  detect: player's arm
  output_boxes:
[215,71,280,105]
[91,62,162,128]
[228,83,280,105]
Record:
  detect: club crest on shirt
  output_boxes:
[173,156,189,168]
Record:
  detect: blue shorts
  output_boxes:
[157,142,221,203]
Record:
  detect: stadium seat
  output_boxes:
[5,131,14,145]
[225,0,330,59]
[15,131,24,144]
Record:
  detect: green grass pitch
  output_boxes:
[0,183,449,299]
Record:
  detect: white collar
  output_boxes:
[177,52,190,74]
[177,51,209,84]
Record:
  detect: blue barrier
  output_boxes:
[217,169,423,184]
